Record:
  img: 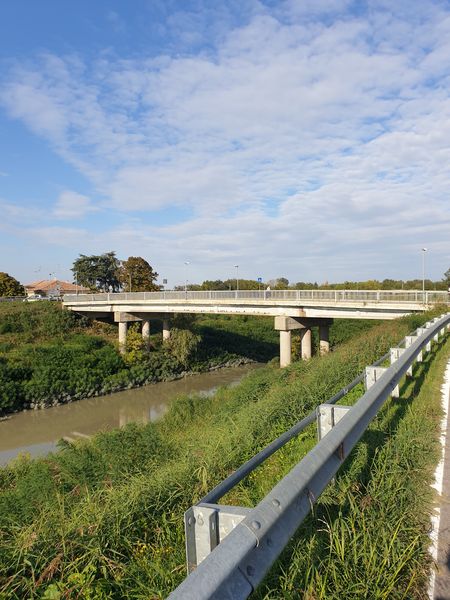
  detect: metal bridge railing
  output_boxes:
[63,289,450,304]
[167,313,450,600]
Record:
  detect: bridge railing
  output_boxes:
[167,313,450,599]
[63,289,449,304]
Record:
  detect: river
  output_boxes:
[0,364,259,466]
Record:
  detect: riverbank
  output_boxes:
[0,363,261,466]
[0,301,276,416]
[0,301,378,416]
[0,310,446,598]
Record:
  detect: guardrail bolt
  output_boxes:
[272,499,281,508]
[187,516,195,526]
[251,520,261,530]
[246,565,255,577]
[197,514,204,526]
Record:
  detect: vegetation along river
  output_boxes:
[0,364,259,466]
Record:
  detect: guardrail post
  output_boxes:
[317,404,351,440]
[364,366,387,390]
[185,504,251,573]
[403,336,418,375]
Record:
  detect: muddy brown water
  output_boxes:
[0,364,260,466]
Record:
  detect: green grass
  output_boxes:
[0,311,447,598]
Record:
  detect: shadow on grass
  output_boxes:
[196,326,278,362]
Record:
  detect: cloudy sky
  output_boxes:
[1,0,449,287]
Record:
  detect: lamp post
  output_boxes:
[184,261,190,294]
[234,264,239,292]
[422,247,427,302]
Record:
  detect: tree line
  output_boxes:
[1,259,449,297]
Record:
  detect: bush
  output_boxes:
[165,328,202,367]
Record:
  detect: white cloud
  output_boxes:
[53,190,97,219]
[1,2,450,282]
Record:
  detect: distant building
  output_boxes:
[24,279,89,298]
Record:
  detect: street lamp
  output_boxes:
[421,248,427,300]
[184,261,190,293]
[234,265,239,292]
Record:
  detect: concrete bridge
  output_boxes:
[63,289,448,367]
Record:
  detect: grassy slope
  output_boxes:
[0,310,447,598]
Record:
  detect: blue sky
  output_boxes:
[1,0,449,287]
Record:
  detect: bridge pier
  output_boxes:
[162,319,171,341]
[115,312,142,354]
[274,317,333,367]
[319,323,330,355]
[118,322,127,354]
[300,328,312,360]
[275,316,306,367]
[279,330,292,368]
[142,320,151,343]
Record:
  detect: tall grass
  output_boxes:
[0,310,446,598]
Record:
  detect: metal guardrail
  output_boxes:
[63,289,450,304]
[168,313,450,599]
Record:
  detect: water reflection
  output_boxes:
[0,365,259,466]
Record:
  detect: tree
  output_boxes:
[201,280,229,291]
[0,272,25,297]
[72,252,121,291]
[119,257,160,292]
[444,268,450,286]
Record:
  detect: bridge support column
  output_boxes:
[162,319,171,341]
[274,316,306,368]
[115,312,141,355]
[319,324,330,355]
[118,322,127,354]
[142,320,151,342]
[279,330,292,368]
[300,328,312,360]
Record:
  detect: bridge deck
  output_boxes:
[63,289,448,320]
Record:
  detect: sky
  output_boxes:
[1,0,449,288]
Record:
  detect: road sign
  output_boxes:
[257,277,262,283]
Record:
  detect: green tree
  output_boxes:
[119,257,159,292]
[201,280,229,290]
[444,268,450,286]
[223,278,260,290]
[72,252,121,291]
[0,272,25,297]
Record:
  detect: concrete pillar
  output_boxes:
[319,324,330,355]
[279,330,292,368]
[162,319,171,341]
[142,320,150,340]
[300,328,312,360]
[118,322,128,354]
